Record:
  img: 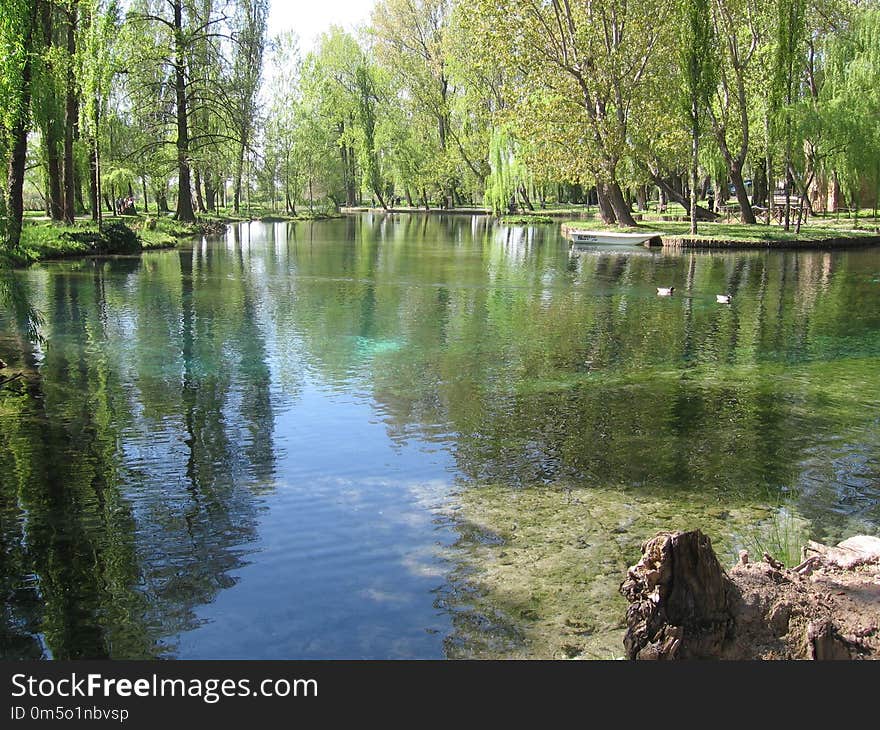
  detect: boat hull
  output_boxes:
[567,230,664,246]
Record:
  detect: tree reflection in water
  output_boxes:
[1,217,878,659]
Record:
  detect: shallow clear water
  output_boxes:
[1,215,879,658]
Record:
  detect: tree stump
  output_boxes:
[620,531,737,659]
[620,530,880,660]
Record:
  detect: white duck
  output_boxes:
[716,294,732,304]
[656,287,675,296]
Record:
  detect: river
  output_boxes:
[1,214,878,659]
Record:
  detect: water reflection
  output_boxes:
[1,216,879,659]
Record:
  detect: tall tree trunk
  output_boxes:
[347,144,357,206]
[608,182,637,226]
[283,152,294,215]
[88,134,99,222]
[5,3,38,250]
[233,147,244,214]
[193,167,205,213]
[7,121,32,250]
[62,5,77,224]
[339,128,349,206]
[730,163,755,224]
[173,1,195,222]
[204,170,216,212]
[338,127,357,207]
[39,0,64,222]
[156,186,169,214]
[690,112,699,235]
[46,140,64,221]
[596,183,617,224]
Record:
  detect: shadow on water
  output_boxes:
[1,216,879,658]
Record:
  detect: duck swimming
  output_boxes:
[716,294,731,304]
[657,287,675,296]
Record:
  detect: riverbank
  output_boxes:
[560,220,880,249]
[1,217,208,267]
[340,206,880,249]
[342,205,592,221]
[622,530,880,659]
[0,211,344,267]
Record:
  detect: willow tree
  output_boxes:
[705,0,773,225]
[773,0,808,230]
[80,0,118,227]
[372,0,462,207]
[820,5,880,219]
[2,0,40,250]
[470,0,672,226]
[484,127,529,215]
[264,31,302,214]
[229,0,268,214]
[354,61,387,208]
[125,0,235,222]
[61,1,78,223]
[32,0,65,221]
[679,0,718,234]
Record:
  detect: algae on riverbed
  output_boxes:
[440,481,786,659]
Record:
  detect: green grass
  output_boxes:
[2,217,179,267]
[502,214,555,225]
[2,208,351,267]
[742,502,811,568]
[207,205,342,221]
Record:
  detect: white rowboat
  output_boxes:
[567,229,664,246]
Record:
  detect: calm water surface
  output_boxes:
[1,215,879,658]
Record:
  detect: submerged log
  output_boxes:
[620,530,880,660]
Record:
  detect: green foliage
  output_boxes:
[501,214,553,225]
[485,127,529,215]
[744,500,811,568]
[678,0,718,123]
[820,6,880,208]
[3,0,880,241]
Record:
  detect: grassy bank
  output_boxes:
[2,218,191,267]
[0,221,158,266]
[6,215,205,266]
[561,216,880,248]
[2,210,349,268]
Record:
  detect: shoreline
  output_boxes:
[663,234,880,249]
[560,222,880,250]
[6,212,879,270]
[1,213,339,268]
